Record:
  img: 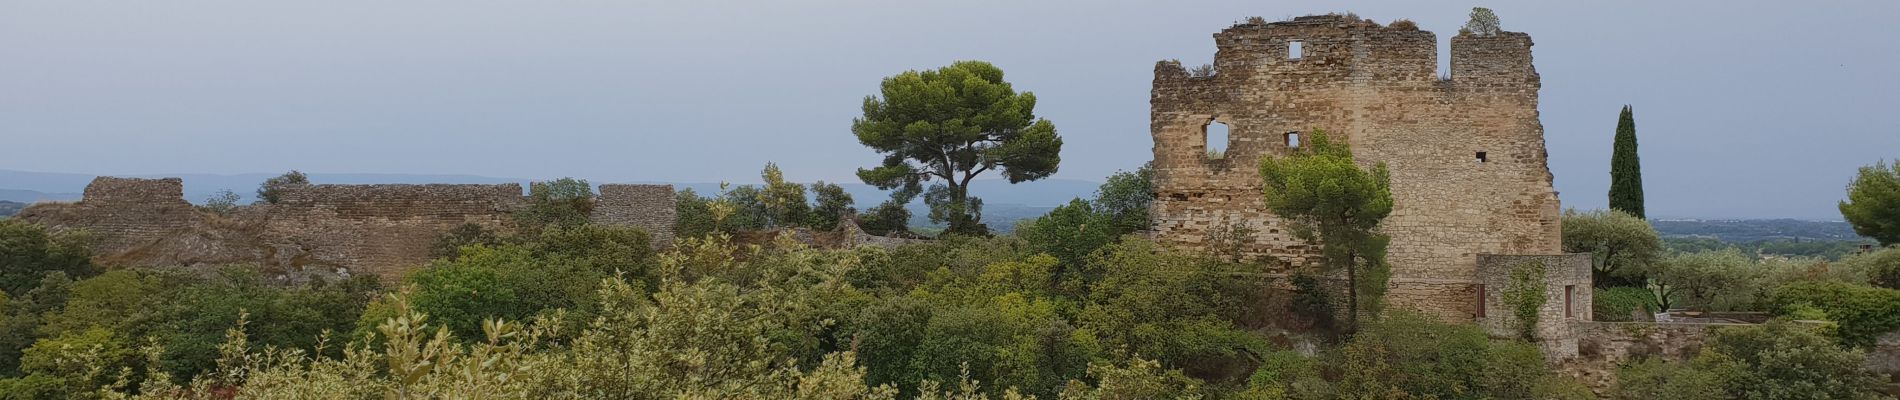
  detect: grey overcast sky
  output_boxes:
[2,1,1896,219]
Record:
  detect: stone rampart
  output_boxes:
[17,177,675,281]
[18,177,198,257]
[593,184,677,245]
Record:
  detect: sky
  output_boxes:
[2,1,1897,219]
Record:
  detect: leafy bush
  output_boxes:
[1331,312,1581,399]
[1594,286,1654,322]
[515,178,595,229]
[255,170,308,204]
[202,189,241,214]
[1616,322,1886,400]
[1769,280,1900,347]
[1841,246,1900,289]
[1613,358,1724,400]
[1013,199,1112,275]
[0,219,96,297]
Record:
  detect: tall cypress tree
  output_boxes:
[1608,105,1646,219]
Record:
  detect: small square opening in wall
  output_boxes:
[1285,132,1302,149]
[1476,151,1488,163]
[1288,40,1304,60]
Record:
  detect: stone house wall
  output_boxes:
[1475,254,1595,359]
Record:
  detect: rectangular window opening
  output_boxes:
[1475,284,1487,318]
[1288,40,1304,60]
[1285,132,1302,149]
[1476,151,1488,163]
[1564,285,1576,318]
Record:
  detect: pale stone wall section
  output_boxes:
[1149,14,1564,323]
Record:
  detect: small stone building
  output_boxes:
[1148,14,1591,347]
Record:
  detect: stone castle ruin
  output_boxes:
[18,177,675,281]
[1148,14,1592,352]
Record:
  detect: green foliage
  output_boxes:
[1593,287,1655,322]
[1238,350,1324,399]
[860,200,914,236]
[853,60,1063,236]
[1612,358,1724,400]
[1618,322,1887,400]
[1014,199,1112,275]
[1643,249,1758,311]
[1663,236,1872,261]
[1058,358,1203,399]
[255,170,308,204]
[0,273,72,377]
[1461,7,1501,36]
[202,189,240,214]
[1561,208,1661,287]
[516,178,596,229]
[1840,160,1900,245]
[810,181,857,231]
[1331,312,1578,400]
[1073,240,1270,380]
[758,163,814,229]
[1091,164,1153,236]
[1258,129,1392,331]
[1844,245,1900,289]
[0,219,97,297]
[673,187,719,240]
[1609,105,1645,219]
[388,227,652,341]
[1769,280,1900,347]
[1501,261,1547,340]
[8,326,136,398]
[1289,274,1336,332]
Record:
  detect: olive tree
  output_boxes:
[1561,208,1661,288]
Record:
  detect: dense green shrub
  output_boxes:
[0,219,97,297]
[515,178,596,229]
[1613,358,1724,400]
[1616,322,1886,400]
[1013,198,1112,276]
[1593,286,1655,322]
[1841,246,1900,289]
[1769,280,1900,347]
[1330,312,1583,400]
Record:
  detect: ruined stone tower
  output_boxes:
[1150,14,1590,338]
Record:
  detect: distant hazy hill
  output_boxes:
[1651,218,1865,242]
[0,200,23,217]
[0,188,80,203]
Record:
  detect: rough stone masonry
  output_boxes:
[1148,14,1591,344]
[18,177,675,282]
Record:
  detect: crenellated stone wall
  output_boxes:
[19,177,675,281]
[1149,14,1567,325]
